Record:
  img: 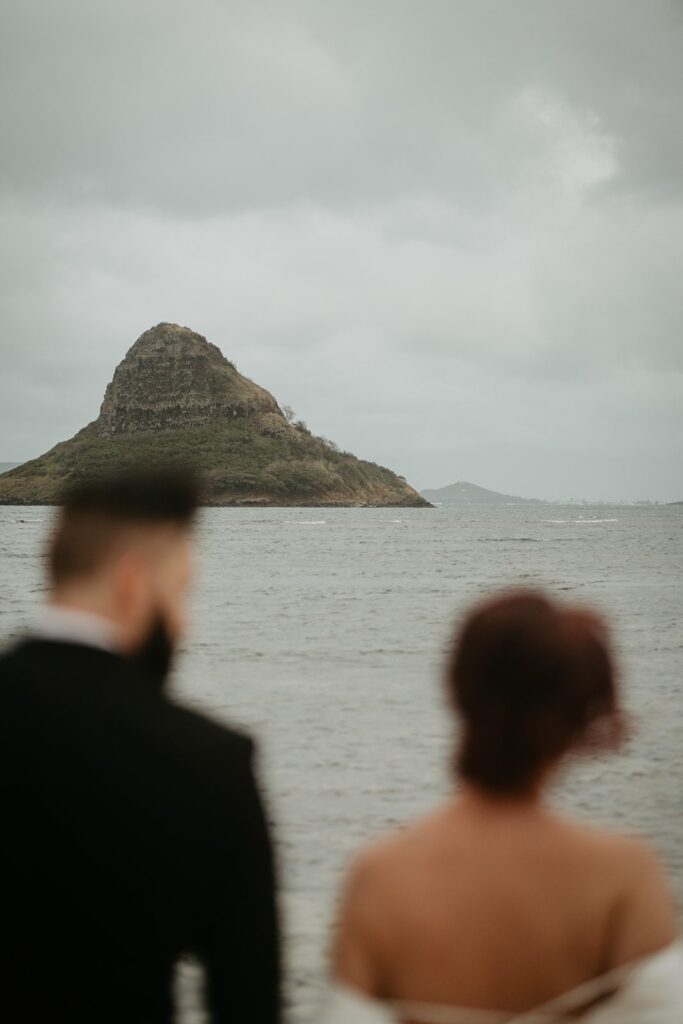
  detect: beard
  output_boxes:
[129,613,175,690]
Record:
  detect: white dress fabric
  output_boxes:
[321,942,683,1023]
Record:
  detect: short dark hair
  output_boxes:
[49,468,199,585]
[448,591,623,796]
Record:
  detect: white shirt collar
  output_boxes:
[31,605,122,655]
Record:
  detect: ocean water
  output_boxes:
[1,502,682,1021]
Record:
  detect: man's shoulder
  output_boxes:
[0,636,44,669]
[144,701,259,813]
[0,637,102,693]
[162,697,254,764]
[0,636,115,673]
[0,638,255,767]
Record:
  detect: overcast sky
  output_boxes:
[1,1,682,500]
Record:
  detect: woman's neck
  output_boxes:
[455,782,548,817]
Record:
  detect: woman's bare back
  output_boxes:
[333,791,677,1014]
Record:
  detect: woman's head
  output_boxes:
[448,590,624,797]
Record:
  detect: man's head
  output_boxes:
[48,468,199,672]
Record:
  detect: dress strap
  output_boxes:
[389,953,644,1023]
[516,953,644,1019]
[389,1006,511,1024]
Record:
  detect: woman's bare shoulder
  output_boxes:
[557,819,677,946]
[348,806,448,872]
[345,803,464,886]
[558,817,666,870]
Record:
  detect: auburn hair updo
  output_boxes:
[448,591,624,796]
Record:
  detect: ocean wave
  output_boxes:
[484,537,543,543]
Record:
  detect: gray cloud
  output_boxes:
[0,0,682,500]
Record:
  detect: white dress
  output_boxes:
[321,942,683,1023]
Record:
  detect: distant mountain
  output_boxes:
[0,463,20,476]
[421,481,544,505]
[0,323,429,507]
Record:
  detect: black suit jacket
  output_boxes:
[0,638,280,1023]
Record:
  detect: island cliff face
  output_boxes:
[0,323,429,507]
[96,325,281,437]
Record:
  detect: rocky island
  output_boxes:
[0,323,429,507]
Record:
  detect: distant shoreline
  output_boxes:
[2,499,680,509]
[0,499,435,509]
